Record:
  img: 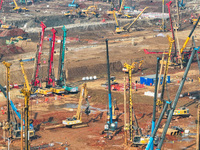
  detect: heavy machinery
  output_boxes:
[68,0,79,8]
[12,0,29,12]
[19,59,37,97]
[1,61,34,139]
[178,0,186,9]
[157,35,174,110]
[31,22,52,96]
[81,6,99,18]
[0,0,3,11]
[57,26,78,93]
[64,8,81,18]
[146,46,200,150]
[107,99,119,121]
[62,83,90,128]
[166,107,190,117]
[32,22,46,88]
[113,7,148,34]
[6,36,24,45]
[46,28,65,94]
[107,0,125,16]
[101,39,121,140]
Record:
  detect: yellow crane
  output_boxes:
[113,7,148,34]
[19,59,31,91]
[62,83,90,128]
[157,35,174,110]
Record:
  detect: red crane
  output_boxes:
[46,28,56,88]
[0,0,3,10]
[31,22,46,88]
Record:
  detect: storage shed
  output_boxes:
[140,74,170,86]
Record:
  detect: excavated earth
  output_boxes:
[0,0,200,149]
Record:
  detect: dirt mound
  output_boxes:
[0,28,27,37]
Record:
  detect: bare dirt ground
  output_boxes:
[0,0,200,150]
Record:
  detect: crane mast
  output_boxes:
[32,22,46,88]
[46,28,56,88]
[57,26,67,87]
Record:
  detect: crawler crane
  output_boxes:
[146,46,200,150]
[113,7,148,34]
[57,26,78,93]
[47,28,65,94]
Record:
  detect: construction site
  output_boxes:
[0,0,200,149]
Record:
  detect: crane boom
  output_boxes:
[32,22,46,87]
[19,59,31,91]
[47,28,56,87]
[126,7,148,31]
[57,26,67,87]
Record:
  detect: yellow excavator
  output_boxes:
[113,7,148,34]
[81,5,99,18]
[12,0,29,12]
[62,83,90,128]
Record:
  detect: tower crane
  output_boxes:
[32,22,46,89]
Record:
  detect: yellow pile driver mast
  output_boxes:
[124,62,134,142]
[157,35,174,110]
[19,59,31,91]
[21,88,31,150]
[2,61,12,134]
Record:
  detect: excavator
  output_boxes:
[57,26,78,93]
[62,83,90,128]
[107,0,125,16]
[113,7,148,34]
[12,0,29,12]
[80,6,99,18]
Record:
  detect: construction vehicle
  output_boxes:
[32,22,46,88]
[157,35,174,110]
[101,39,121,140]
[45,28,65,94]
[19,59,37,97]
[113,7,148,34]
[0,20,12,29]
[12,0,29,12]
[122,62,137,72]
[178,0,186,9]
[68,0,79,8]
[81,6,99,18]
[166,107,190,117]
[6,36,24,45]
[1,62,34,139]
[107,0,125,16]
[62,83,90,128]
[64,8,81,18]
[107,99,119,121]
[31,23,52,96]
[57,26,78,93]
[0,0,3,11]
[146,46,200,150]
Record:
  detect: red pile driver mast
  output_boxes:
[46,28,56,88]
[31,22,46,88]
